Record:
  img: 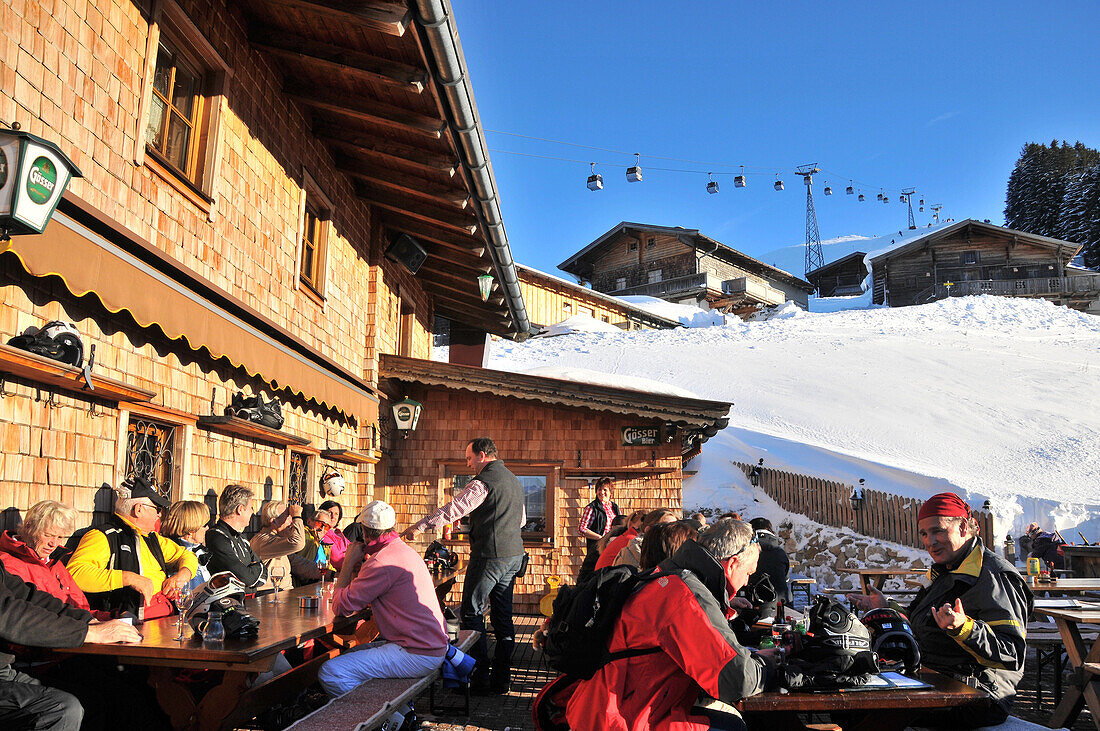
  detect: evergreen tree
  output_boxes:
[1058,163,1100,268]
[1004,140,1100,269]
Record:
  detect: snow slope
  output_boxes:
[491,295,1100,540]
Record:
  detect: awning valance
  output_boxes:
[1,211,377,423]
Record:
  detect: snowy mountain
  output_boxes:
[758,221,954,277]
[490,295,1100,541]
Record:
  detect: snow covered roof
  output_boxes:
[867,219,1083,264]
[379,353,731,434]
[558,221,814,292]
[515,263,680,329]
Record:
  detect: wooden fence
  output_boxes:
[734,462,994,550]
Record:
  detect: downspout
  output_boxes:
[412,0,531,339]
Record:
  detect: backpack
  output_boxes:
[542,564,673,679]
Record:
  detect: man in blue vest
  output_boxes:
[405,437,525,694]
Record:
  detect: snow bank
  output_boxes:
[808,289,876,313]
[619,295,726,327]
[520,365,703,399]
[535,314,623,337]
[490,295,1100,541]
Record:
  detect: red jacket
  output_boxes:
[567,540,772,731]
[0,530,92,612]
[595,527,638,571]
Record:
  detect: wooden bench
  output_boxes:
[287,629,479,731]
[1026,621,1099,711]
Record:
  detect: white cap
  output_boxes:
[357,500,396,530]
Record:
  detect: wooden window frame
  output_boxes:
[135,0,230,221]
[628,241,638,252]
[437,461,558,544]
[295,170,334,302]
[648,269,663,284]
[647,237,656,248]
[115,403,196,503]
[615,277,626,290]
[960,250,980,265]
[285,449,315,507]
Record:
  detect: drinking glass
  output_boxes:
[315,553,328,597]
[270,565,286,603]
[175,586,194,642]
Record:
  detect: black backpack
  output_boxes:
[542,564,673,679]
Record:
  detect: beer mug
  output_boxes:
[1027,557,1041,577]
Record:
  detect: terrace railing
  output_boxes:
[611,272,713,299]
[936,274,1100,299]
[733,461,994,550]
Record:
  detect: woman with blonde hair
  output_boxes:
[0,500,97,612]
[162,500,213,592]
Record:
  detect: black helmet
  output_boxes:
[862,607,922,675]
[807,595,872,655]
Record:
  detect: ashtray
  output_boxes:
[299,596,320,610]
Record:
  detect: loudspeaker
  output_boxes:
[385,234,428,275]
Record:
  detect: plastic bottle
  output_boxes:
[759,636,775,649]
[203,610,225,644]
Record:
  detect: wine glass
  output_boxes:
[315,548,328,597]
[270,565,286,603]
[175,586,194,642]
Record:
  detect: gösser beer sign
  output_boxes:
[0,128,82,237]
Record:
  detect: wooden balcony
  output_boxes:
[936,274,1100,302]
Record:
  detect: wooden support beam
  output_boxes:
[431,290,509,320]
[417,255,492,278]
[356,183,477,235]
[311,121,455,175]
[377,211,486,257]
[336,160,469,209]
[284,81,444,138]
[417,263,499,297]
[248,22,426,92]
[254,0,410,36]
[423,274,501,304]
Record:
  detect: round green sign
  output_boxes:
[26,156,57,205]
[0,148,8,189]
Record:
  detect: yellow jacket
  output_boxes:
[68,514,198,593]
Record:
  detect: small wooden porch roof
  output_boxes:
[238,0,529,337]
[380,354,731,443]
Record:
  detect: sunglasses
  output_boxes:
[733,533,760,557]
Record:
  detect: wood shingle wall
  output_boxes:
[1,0,440,526]
[387,385,684,613]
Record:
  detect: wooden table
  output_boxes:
[1025,577,1100,596]
[1033,605,1100,730]
[737,669,985,731]
[67,568,460,731]
[838,568,925,595]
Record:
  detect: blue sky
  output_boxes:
[450,1,1100,276]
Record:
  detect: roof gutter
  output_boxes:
[412,0,531,339]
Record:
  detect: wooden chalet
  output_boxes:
[379,354,731,612]
[517,263,679,332]
[0,0,530,530]
[806,252,868,297]
[558,222,814,314]
[868,220,1100,309]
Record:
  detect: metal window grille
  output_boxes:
[288,451,310,506]
[124,417,176,499]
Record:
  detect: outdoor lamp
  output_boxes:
[477,273,493,302]
[849,479,866,511]
[0,124,82,239]
[749,458,763,487]
[391,397,422,436]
